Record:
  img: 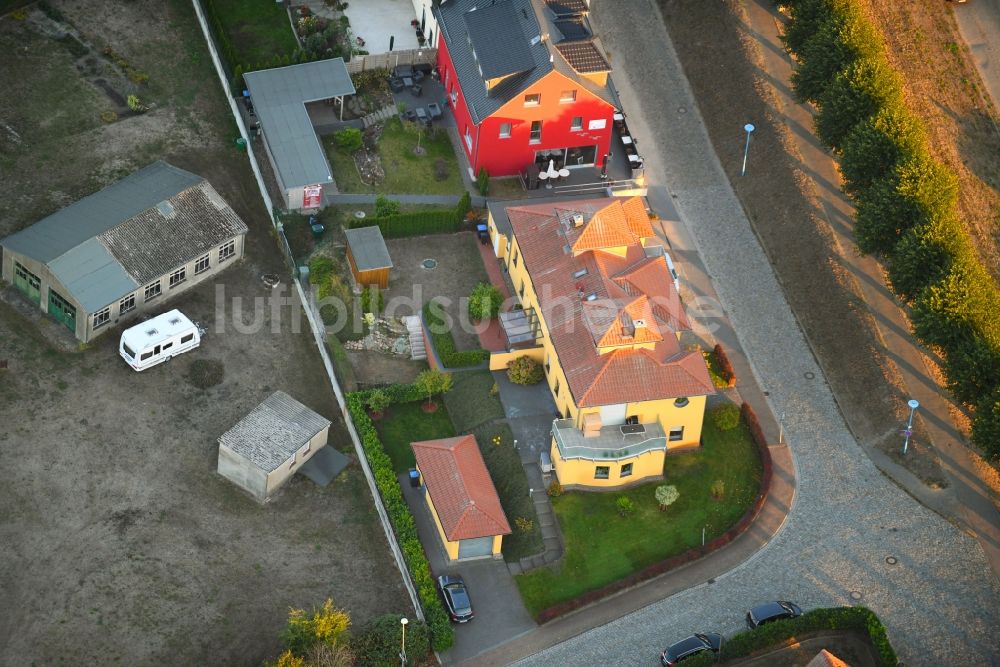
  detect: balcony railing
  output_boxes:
[551,419,666,462]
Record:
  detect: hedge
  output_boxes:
[534,402,772,623]
[423,300,490,368]
[346,385,455,652]
[839,106,926,198]
[813,55,903,151]
[683,606,897,667]
[348,192,472,239]
[712,343,737,388]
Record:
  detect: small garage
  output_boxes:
[344,226,393,289]
[410,435,511,562]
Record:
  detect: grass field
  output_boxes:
[207,0,298,68]
[375,400,456,473]
[516,419,762,615]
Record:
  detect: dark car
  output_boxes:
[745,601,803,629]
[437,575,474,623]
[660,632,723,666]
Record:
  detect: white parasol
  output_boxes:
[547,159,559,180]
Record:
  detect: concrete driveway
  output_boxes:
[492,372,558,466]
[398,474,535,664]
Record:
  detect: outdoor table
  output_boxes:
[613,112,625,121]
[621,135,633,145]
[538,172,551,189]
[415,107,428,122]
[558,168,570,178]
[403,76,414,88]
[427,102,442,119]
[628,153,641,164]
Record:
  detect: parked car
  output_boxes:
[437,575,474,623]
[660,632,723,666]
[745,600,803,629]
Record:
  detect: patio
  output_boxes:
[343,0,421,54]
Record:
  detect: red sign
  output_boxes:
[303,184,322,209]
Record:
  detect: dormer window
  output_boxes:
[572,268,588,279]
[585,293,598,301]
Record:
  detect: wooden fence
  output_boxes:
[346,48,437,74]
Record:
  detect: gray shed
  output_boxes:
[244,58,356,211]
[217,391,332,503]
[344,226,393,289]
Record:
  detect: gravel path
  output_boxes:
[514,1,1000,665]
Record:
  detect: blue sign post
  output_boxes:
[902,399,919,454]
[741,123,755,176]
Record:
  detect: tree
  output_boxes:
[814,56,903,151]
[333,127,362,152]
[655,485,679,511]
[366,389,391,418]
[886,215,960,302]
[839,106,926,198]
[477,167,489,196]
[467,282,504,321]
[281,599,351,657]
[972,389,1000,462]
[414,369,453,408]
[780,0,845,57]
[375,195,401,218]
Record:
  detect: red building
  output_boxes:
[434,0,619,178]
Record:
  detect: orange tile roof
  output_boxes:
[504,197,714,407]
[411,435,511,541]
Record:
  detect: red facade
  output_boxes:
[437,37,615,178]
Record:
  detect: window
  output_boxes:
[194,254,210,274]
[169,268,186,288]
[512,249,519,267]
[450,86,457,105]
[140,351,153,361]
[529,120,542,144]
[119,293,135,314]
[620,463,633,478]
[122,343,136,359]
[669,426,684,442]
[499,122,512,139]
[572,267,588,279]
[545,353,551,373]
[674,397,689,407]
[518,280,525,298]
[554,379,560,396]
[571,116,583,131]
[560,90,577,103]
[464,125,472,150]
[524,93,540,106]
[181,333,194,344]
[144,281,161,301]
[162,342,173,351]
[595,466,610,480]
[219,239,236,262]
[93,307,111,329]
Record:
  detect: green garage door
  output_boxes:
[47,289,76,333]
[13,262,41,305]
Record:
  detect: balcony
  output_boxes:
[551,419,666,462]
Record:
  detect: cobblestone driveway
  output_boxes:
[515,1,1000,665]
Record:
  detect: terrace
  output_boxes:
[551,418,666,462]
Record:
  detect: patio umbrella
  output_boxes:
[547,159,559,180]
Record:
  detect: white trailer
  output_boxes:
[119,309,200,371]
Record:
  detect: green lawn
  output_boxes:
[209,0,298,68]
[442,370,505,432]
[375,400,456,473]
[325,118,465,195]
[516,418,763,616]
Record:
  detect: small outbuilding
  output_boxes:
[217,391,332,503]
[344,226,393,289]
[411,435,511,561]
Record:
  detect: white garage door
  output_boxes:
[458,536,493,559]
[599,404,627,426]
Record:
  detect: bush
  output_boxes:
[351,613,430,667]
[814,56,903,151]
[309,256,336,285]
[712,343,736,387]
[360,286,384,314]
[547,479,563,497]
[655,484,679,510]
[366,389,391,415]
[515,516,535,532]
[374,195,401,218]
[615,496,635,517]
[886,214,961,302]
[710,403,740,431]
[334,127,362,153]
[507,356,544,385]
[280,598,351,656]
[477,167,489,196]
[468,282,504,321]
[839,105,926,198]
[186,359,225,389]
[780,0,842,56]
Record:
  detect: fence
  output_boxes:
[347,48,437,74]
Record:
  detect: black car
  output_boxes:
[437,575,474,623]
[660,632,723,666]
[745,600,803,629]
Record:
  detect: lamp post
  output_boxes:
[902,399,919,454]
[399,617,408,667]
[741,123,755,176]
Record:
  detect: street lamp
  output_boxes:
[741,123,755,176]
[902,399,919,454]
[399,617,408,667]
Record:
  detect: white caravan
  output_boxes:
[119,309,200,371]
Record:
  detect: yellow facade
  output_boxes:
[418,465,504,561]
[550,441,667,490]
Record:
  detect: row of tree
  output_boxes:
[780,0,1000,457]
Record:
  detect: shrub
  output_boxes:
[366,389,391,415]
[468,282,504,321]
[780,0,842,56]
[712,343,736,387]
[351,613,430,667]
[281,598,351,656]
[710,403,741,431]
[333,127,362,152]
[477,167,489,196]
[507,356,544,385]
[547,479,563,497]
[309,256,336,285]
[814,56,903,151]
[515,516,535,533]
[374,195,401,218]
[187,359,224,389]
[710,479,725,500]
[839,105,926,198]
[360,286,384,314]
[886,215,961,302]
[615,496,635,517]
[127,94,146,113]
[655,485,679,510]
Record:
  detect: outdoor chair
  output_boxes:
[389,77,405,93]
[411,83,423,97]
[412,70,425,84]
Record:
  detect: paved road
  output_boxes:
[511,1,1000,665]
[952,0,1000,110]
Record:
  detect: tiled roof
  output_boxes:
[544,0,588,16]
[505,197,714,407]
[555,40,610,74]
[464,1,536,79]
[219,391,331,472]
[412,435,511,541]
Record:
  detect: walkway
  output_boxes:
[498,1,1000,664]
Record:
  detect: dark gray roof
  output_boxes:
[436,0,617,125]
[464,2,536,79]
[244,59,356,190]
[219,391,331,472]
[543,0,588,17]
[344,226,393,272]
[0,162,247,312]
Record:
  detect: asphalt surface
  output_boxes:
[509,1,1000,665]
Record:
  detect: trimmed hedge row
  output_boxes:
[348,192,472,239]
[781,0,1000,459]
[684,606,897,667]
[534,402,773,624]
[346,385,455,652]
[423,300,490,368]
[713,343,737,388]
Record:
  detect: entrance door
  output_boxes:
[458,536,493,559]
[47,289,76,333]
[13,262,41,304]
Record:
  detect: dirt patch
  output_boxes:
[348,349,427,387]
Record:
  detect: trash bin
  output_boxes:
[235,137,247,151]
[408,468,421,488]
